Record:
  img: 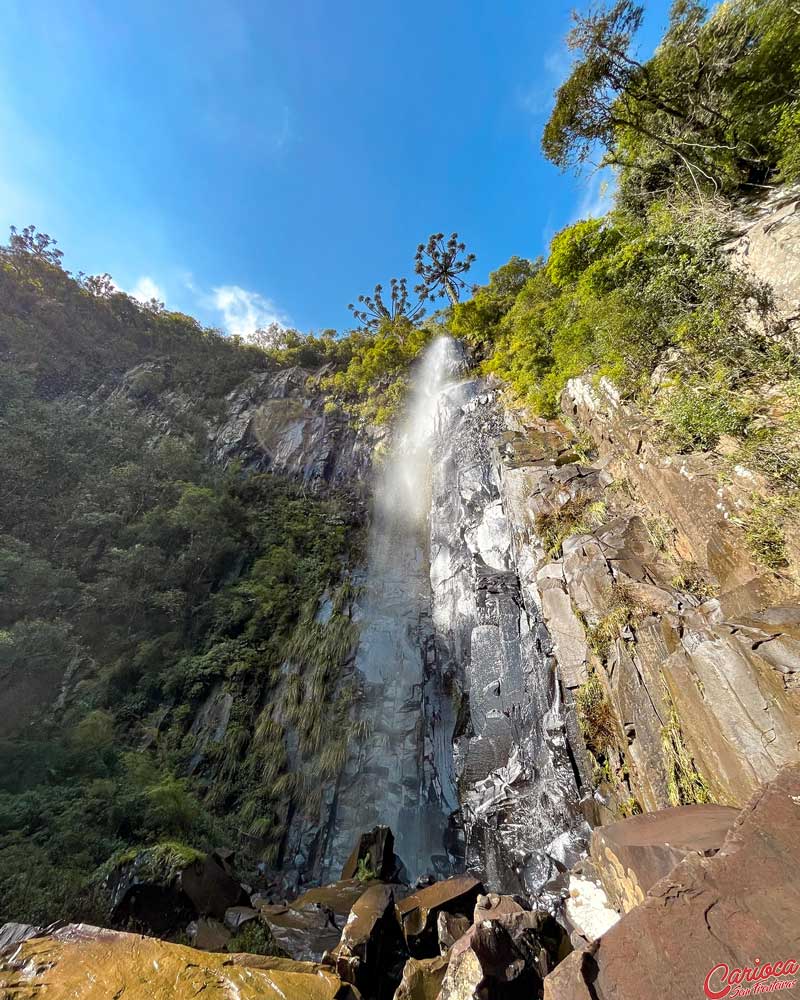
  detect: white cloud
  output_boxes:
[129,275,166,304]
[572,169,616,223]
[212,285,288,340]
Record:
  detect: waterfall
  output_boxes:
[321,337,464,881]
[321,335,586,895]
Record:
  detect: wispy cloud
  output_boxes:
[212,285,288,340]
[129,275,166,304]
[572,169,616,223]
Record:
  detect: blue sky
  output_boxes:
[0,0,672,337]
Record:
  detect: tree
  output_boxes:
[6,225,64,268]
[248,320,291,351]
[414,232,476,306]
[348,276,425,330]
[541,1,647,171]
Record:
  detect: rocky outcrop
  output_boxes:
[589,803,737,912]
[725,183,800,340]
[438,909,569,999]
[431,381,589,899]
[107,847,249,936]
[329,884,407,999]
[212,366,377,487]
[0,923,361,1000]
[544,764,800,1000]
[395,876,484,958]
[488,372,800,814]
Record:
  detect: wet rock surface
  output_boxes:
[0,923,360,1000]
[431,381,588,899]
[396,875,484,957]
[544,764,800,999]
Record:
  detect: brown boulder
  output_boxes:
[439,911,571,999]
[187,916,231,951]
[590,802,737,912]
[392,954,449,1000]
[108,846,249,936]
[437,912,471,954]
[0,923,360,999]
[329,884,408,998]
[473,893,527,923]
[258,901,342,962]
[395,876,484,957]
[545,764,800,999]
[179,851,250,918]
[341,825,397,882]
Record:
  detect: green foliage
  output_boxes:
[543,0,800,205]
[0,230,364,926]
[356,857,378,882]
[576,672,619,760]
[656,376,752,452]
[320,317,437,425]
[744,496,791,569]
[585,583,649,659]
[227,919,286,957]
[661,685,712,806]
[534,493,607,559]
[462,198,786,418]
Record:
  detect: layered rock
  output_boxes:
[589,803,737,912]
[544,764,800,1000]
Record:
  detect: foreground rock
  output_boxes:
[107,846,249,936]
[590,802,737,912]
[329,884,408,999]
[545,764,800,999]
[395,875,484,957]
[0,923,360,999]
[392,954,449,1000]
[439,910,570,999]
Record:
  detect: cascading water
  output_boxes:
[322,335,586,894]
[322,337,465,880]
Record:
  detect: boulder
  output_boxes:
[258,901,342,962]
[392,954,449,1000]
[292,880,376,921]
[187,916,231,951]
[329,884,408,998]
[108,847,250,936]
[395,876,484,957]
[224,906,259,932]
[436,912,471,954]
[439,910,571,999]
[544,764,800,999]
[590,802,738,912]
[0,923,361,999]
[472,892,527,923]
[341,825,397,882]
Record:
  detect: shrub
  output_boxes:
[534,493,607,559]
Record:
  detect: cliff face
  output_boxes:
[84,307,800,892]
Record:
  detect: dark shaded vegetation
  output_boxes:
[0,234,364,925]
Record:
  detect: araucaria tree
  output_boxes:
[348,276,425,330]
[414,232,476,306]
[348,232,475,330]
